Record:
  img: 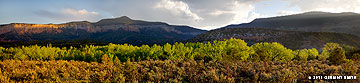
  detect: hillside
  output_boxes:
[0,16,206,46]
[224,11,360,36]
[190,28,360,50]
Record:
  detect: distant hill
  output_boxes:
[0,16,206,46]
[190,28,360,50]
[224,11,360,36]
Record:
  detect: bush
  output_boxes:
[349,50,360,60]
[351,53,360,60]
[0,60,358,82]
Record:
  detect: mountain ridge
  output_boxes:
[224,11,360,36]
[0,16,206,45]
[190,28,360,50]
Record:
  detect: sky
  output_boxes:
[1,0,360,30]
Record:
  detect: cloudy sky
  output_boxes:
[1,0,360,30]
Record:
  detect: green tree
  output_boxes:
[163,43,173,59]
[224,38,254,61]
[320,43,342,61]
[328,48,347,65]
[250,42,295,61]
[307,48,319,60]
[295,48,319,61]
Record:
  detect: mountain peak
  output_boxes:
[116,16,132,20]
[95,16,135,25]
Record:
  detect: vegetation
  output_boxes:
[0,60,359,82]
[250,42,294,61]
[294,48,319,62]
[1,38,359,62]
[0,38,359,82]
[328,48,348,65]
[0,38,254,62]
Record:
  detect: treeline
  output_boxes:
[0,38,359,64]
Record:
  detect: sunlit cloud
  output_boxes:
[154,0,203,22]
[63,8,98,16]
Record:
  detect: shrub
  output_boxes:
[1,59,358,82]
[349,50,360,60]
[351,53,360,60]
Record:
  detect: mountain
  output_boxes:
[224,11,360,36]
[190,28,360,50]
[0,16,206,46]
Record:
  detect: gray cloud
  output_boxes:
[96,0,267,30]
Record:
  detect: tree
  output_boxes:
[250,42,295,61]
[307,48,319,60]
[163,43,173,59]
[297,49,308,62]
[328,48,347,65]
[224,38,254,61]
[320,43,341,61]
[295,48,319,61]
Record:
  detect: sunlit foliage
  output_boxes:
[250,42,295,62]
[0,38,356,64]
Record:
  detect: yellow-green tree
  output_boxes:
[250,42,295,61]
[224,38,254,61]
[295,48,319,61]
[320,43,342,61]
[328,48,347,65]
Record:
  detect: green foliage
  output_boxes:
[320,43,342,61]
[250,42,295,61]
[223,38,254,61]
[295,48,319,61]
[351,53,360,60]
[307,48,319,60]
[113,56,121,67]
[0,38,255,62]
[0,39,357,63]
[349,50,360,60]
[1,38,360,82]
[328,48,347,65]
